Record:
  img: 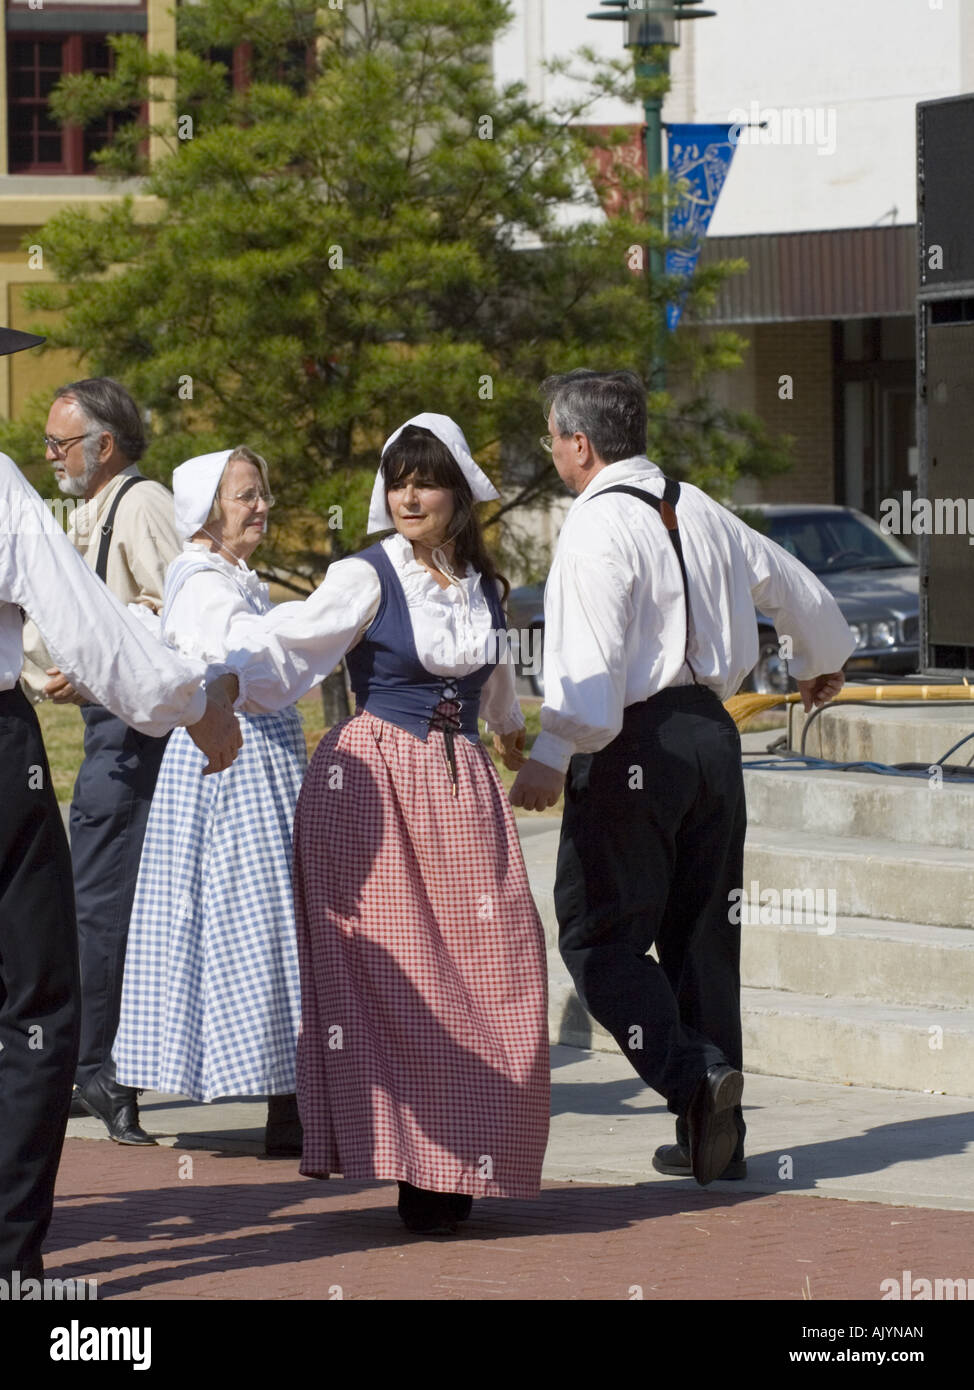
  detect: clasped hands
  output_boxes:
[189,671,241,775]
[491,728,564,811]
[45,666,243,777]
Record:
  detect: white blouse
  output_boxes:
[532,456,855,773]
[163,544,272,665]
[224,532,524,734]
[1,451,207,734]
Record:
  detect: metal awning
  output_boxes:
[697,224,916,324]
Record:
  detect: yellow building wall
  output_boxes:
[0,0,174,421]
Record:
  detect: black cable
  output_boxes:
[739,698,974,781]
[798,698,974,759]
[741,752,974,782]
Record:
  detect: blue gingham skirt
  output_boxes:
[114,707,307,1101]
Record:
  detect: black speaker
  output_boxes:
[917,95,974,674]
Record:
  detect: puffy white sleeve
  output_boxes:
[479,658,525,734]
[165,568,254,665]
[478,581,525,734]
[224,557,381,714]
[529,545,632,773]
[726,510,856,680]
[0,454,207,734]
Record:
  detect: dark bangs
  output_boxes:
[380,426,471,499]
[378,424,509,603]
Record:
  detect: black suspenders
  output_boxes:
[596,478,700,684]
[95,475,147,582]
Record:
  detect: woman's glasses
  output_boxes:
[225,488,275,509]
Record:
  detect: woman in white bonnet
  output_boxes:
[112,446,307,1155]
[220,416,550,1231]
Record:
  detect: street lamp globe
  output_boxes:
[587,1,717,50]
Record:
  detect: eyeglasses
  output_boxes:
[223,488,275,509]
[540,434,567,454]
[44,433,93,457]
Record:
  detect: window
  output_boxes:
[8,38,64,170]
[7,34,138,174]
[203,40,313,94]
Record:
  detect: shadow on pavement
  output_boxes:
[43,1174,766,1298]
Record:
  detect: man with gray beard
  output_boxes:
[24,378,181,1145]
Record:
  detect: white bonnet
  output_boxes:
[367,413,499,532]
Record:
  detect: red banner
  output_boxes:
[580,124,647,221]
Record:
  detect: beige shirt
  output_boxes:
[21,464,182,700]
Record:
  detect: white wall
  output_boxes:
[495,0,969,235]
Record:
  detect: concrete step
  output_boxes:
[743,765,974,851]
[741,916,974,1011]
[547,953,974,1097]
[788,701,974,767]
[742,988,974,1096]
[743,825,974,928]
[526,818,974,939]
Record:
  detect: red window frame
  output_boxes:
[7,32,141,174]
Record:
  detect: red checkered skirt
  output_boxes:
[293,711,550,1198]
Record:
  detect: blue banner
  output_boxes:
[665,123,736,331]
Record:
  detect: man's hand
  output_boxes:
[206,671,240,707]
[187,679,242,775]
[492,727,527,772]
[796,670,846,713]
[44,668,85,706]
[510,757,564,811]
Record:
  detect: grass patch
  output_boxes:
[35,702,85,803]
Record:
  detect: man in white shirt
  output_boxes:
[511,369,853,1186]
[0,347,240,1281]
[26,378,184,1146]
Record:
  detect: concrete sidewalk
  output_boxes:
[66,1043,974,1213]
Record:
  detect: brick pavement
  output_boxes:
[43,1137,974,1302]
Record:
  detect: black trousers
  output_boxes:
[0,686,78,1278]
[71,707,169,1088]
[555,685,747,1134]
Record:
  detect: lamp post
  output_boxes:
[588,0,716,390]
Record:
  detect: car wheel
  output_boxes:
[743,634,793,695]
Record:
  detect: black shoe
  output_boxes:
[448,1194,474,1221]
[686,1064,744,1187]
[69,1090,89,1119]
[76,1061,157,1146]
[652,1142,747,1180]
[265,1093,303,1158]
[397,1182,458,1234]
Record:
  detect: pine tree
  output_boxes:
[8,0,790,589]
